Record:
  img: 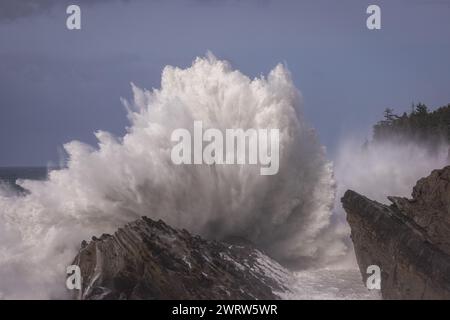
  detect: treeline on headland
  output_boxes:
[372,103,450,152]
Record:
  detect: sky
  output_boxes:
[0,0,450,166]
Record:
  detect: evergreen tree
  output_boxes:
[372,103,450,153]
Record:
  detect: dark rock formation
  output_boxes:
[342,166,450,299]
[71,216,291,300]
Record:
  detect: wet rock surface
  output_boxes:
[71,216,291,300]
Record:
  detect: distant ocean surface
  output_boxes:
[0,167,49,194]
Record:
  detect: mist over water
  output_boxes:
[0,54,447,299]
[330,136,450,272]
[335,138,449,204]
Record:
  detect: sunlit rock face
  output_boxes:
[71,216,292,300]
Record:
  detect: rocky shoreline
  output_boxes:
[70,166,450,300]
[342,166,450,299]
[71,217,292,300]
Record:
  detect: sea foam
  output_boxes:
[0,54,341,299]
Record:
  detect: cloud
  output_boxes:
[0,0,124,22]
[0,0,249,21]
[0,0,51,21]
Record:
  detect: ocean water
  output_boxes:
[287,269,380,300]
[0,169,377,299]
[1,55,445,299]
[0,167,378,299]
[0,167,49,194]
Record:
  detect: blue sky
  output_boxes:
[1,0,450,166]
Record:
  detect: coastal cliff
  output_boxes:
[342,166,450,299]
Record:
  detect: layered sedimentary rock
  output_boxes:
[342,166,450,299]
[71,217,291,300]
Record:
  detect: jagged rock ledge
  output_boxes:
[342,166,450,299]
[70,217,292,300]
